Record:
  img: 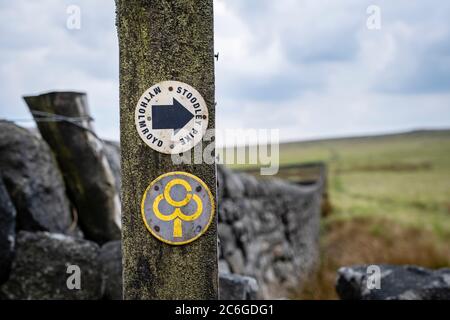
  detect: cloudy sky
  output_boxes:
[0,0,449,143]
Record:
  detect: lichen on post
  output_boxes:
[115,0,218,299]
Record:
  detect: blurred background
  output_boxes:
[0,0,449,299]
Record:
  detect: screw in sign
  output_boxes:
[135,80,209,154]
[141,171,215,245]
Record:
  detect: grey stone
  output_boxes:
[103,141,121,197]
[219,273,259,300]
[221,166,245,199]
[218,224,236,256]
[218,199,240,223]
[218,260,231,274]
[336,265,450,300]
[217,165,225,203]
[217,169,323,299]
[0,121,75,235]
[0,177,15,284]
[240,174,260,198]
[225,250,246,275]
[99,240,122,300]
[1,231,101,300]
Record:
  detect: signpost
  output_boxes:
[135,81,209,154]
[116,0,217,299]
[141,171,215,245]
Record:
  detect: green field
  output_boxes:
[225,129,450,298]
[227,130,450,237]
[279,130,450,237]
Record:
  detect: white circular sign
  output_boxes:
[135,80,209,154]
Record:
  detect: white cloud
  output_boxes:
[0,0,119,140]
[0,0,449,143]
[215,0,450,142]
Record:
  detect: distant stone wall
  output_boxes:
[0,122,323,299]
[217,166,323,299]
[103,141,324,298]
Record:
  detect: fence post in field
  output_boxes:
[116,0,218,299]
[23,92,121,244]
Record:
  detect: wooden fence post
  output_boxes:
[116,0,218,299]
[24,92,121,244]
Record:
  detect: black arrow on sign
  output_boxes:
[152,98,194,130]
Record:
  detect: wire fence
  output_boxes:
[0,110,101,140]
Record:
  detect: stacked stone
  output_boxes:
[0,121,262,299]
[217,166,322,299]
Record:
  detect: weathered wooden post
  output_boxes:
[24,92,121,244]
[116,0,217,299]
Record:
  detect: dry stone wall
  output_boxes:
[0,122,323,299]
[217,166,323,298]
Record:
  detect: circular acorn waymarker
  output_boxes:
[135,80,209,154]
[141,171,215,245]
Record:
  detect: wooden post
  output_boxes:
[23,92,121,244]
[116,0,217,299]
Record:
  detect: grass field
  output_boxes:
[225,129,450,299]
